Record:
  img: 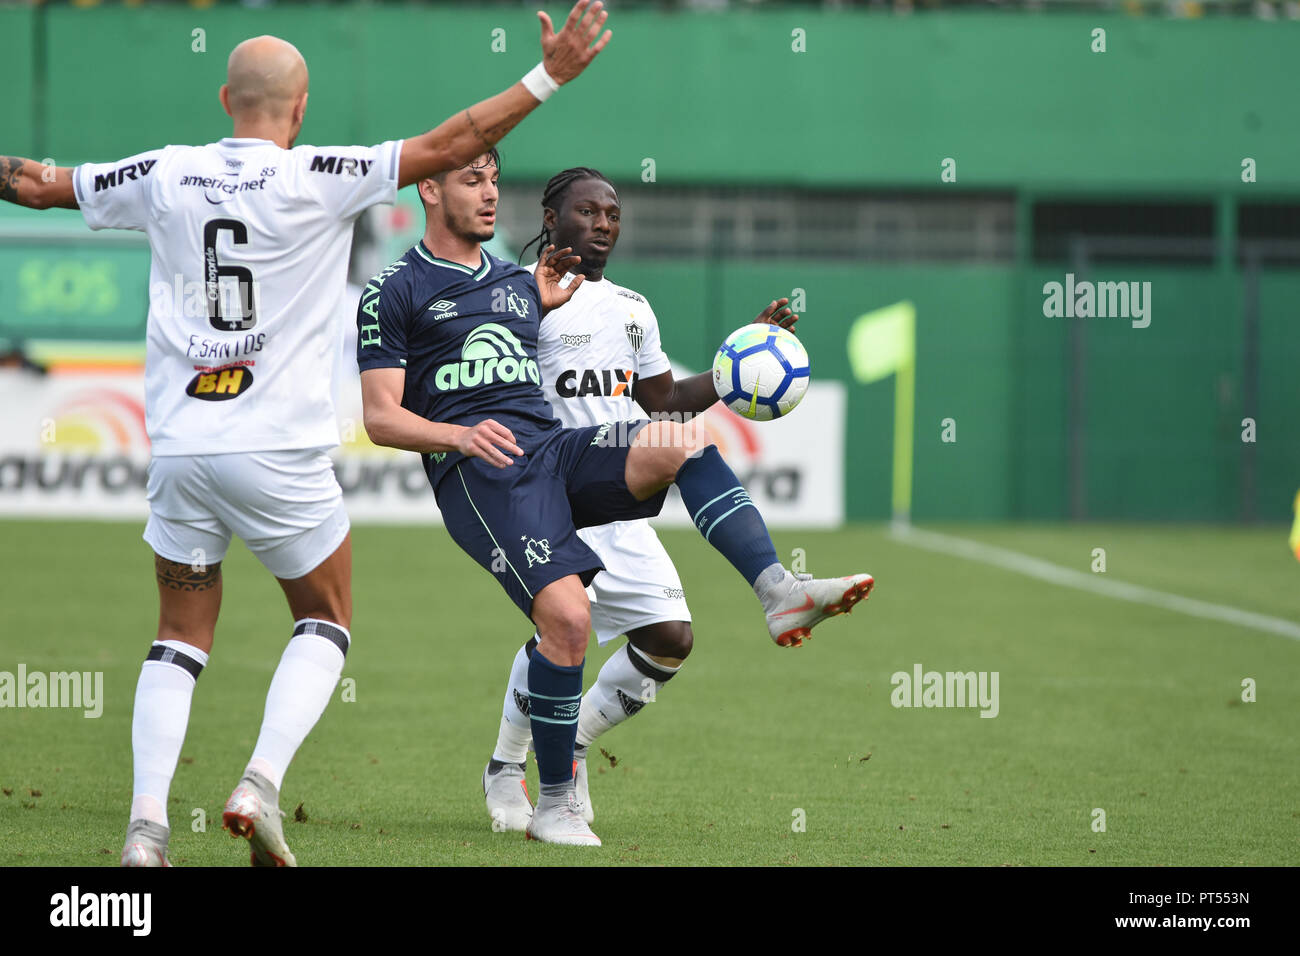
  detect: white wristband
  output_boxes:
[521,62,561,102]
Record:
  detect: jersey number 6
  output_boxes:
[203,218,258,332]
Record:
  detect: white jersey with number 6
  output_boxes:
[73,137,401,456]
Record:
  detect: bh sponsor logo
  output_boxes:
[185,363,254,401]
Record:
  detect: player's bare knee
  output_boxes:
[539,608,590,659]
[633,424,696,485]
[631,621,693,661]
[656,622,694,660]
[669,622,695,660]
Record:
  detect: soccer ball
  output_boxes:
[711,324,811,421]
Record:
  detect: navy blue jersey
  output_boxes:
[356,242,562,487]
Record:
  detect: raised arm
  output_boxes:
[360,367,524,468]
[0,156,78,210]
[397,0,612,189]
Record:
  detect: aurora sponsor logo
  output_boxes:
[434,323,540,391]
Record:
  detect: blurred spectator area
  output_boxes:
[5,0,1298,22]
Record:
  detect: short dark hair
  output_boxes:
[432,147,501,185]
[518,166,616,263]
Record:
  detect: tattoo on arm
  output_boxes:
[464,109,492,150]
[154,555,221,591]
[1,156,25,204]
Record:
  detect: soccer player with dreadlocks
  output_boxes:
[358,156,874,846]
[481,168,820,832]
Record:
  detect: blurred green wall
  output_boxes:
[5,6,1299,522]
[618,261,1299,523]
[4,6,1297,190]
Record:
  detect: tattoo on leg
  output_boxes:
[155,555,221,591]
[1,157,26,204]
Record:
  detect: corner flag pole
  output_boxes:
[847,301,916,528]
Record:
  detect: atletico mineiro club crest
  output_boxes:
[625,320,643,353]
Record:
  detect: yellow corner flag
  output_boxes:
[1290,489,1300,561]
[848,301,916,525]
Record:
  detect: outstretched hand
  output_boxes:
[534,244,584,313]
[539,0,612,85]
[754,297,798,332]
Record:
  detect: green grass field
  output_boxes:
[1,519,1297,866]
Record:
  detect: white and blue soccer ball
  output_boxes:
[711,323,811,421]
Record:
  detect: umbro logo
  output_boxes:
[427,299,458,320]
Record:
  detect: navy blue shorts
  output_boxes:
[433,420,669,619]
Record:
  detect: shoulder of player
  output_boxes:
[487,253,539,289]
[602,275,651,308]
[359,252,419,311]
[289,143,391,176]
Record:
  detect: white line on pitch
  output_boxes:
[889,524,1300,643]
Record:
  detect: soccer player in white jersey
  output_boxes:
[482,167,815,830]
[0,1,612,865]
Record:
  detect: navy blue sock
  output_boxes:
[527,649,584,787]
[675,445,780,585]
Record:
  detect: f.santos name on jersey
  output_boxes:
[436,324,540,391]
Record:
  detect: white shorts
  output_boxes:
[579,520,692,646]
[143,449,349,580]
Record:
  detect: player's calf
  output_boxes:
[571,629,687,823]
[526,577,596,839]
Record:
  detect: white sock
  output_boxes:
[752,562,794,614]
[130,639,209,828]
[576,643,679,748]
[492,638,535,764]
[248,620,348,791]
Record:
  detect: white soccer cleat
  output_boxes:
[483,761,534,832]
[573,747,594,825]
[766,573,875,647]
[120,819,172,867]
[526,792,601,847]
[222,770,297,867]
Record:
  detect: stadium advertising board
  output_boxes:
[0,367,844,527]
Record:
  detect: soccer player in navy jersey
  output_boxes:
[357,151,874,846]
